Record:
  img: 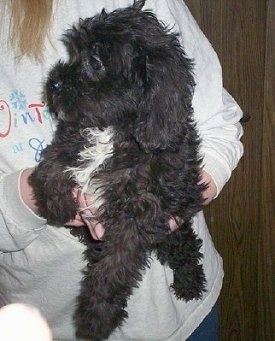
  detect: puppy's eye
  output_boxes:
[89,55,104,70]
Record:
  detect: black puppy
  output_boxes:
[29,0,207,339]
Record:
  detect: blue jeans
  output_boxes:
[186,304,219,341]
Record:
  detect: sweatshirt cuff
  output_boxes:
[0,170,46,230]
[202,154,231,198]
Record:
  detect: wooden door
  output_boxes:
[184,1,275,340]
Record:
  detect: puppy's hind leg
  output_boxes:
[155,222,206,301]
[74,221,152,341]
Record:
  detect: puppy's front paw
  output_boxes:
[172,263,206,301]
[44,180,78,226]
[29,164,77,225]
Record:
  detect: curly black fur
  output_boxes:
[29,1,208,339]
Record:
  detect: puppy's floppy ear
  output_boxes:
[134,51,195,152]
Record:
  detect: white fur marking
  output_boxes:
[66,127,114,207]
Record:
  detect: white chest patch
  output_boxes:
[66,127,114,206]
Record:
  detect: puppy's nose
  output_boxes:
[50,80,63,94]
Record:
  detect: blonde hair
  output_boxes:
[8,0,53,61]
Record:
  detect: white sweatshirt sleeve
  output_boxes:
[146,0,244,196]
[0,171,46,252]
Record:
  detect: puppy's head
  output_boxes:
[46,0,195,151]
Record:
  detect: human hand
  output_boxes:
[20,169,104,239]
[72,169,215,237]
[168,169,217,232]
[199,169,217,205]
[65,188,105,240]
[168,216,180,232]
[70,188,176,237]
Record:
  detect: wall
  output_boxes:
[184,1,275,340]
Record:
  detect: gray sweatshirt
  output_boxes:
[0,0,243,340]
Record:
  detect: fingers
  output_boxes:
[168,217,180,232]
[72,188,105,240]
[81,216,105,240]
[64,213,86,227]
[199,169,217,205]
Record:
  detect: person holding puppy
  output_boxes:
[0,0,243,340]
